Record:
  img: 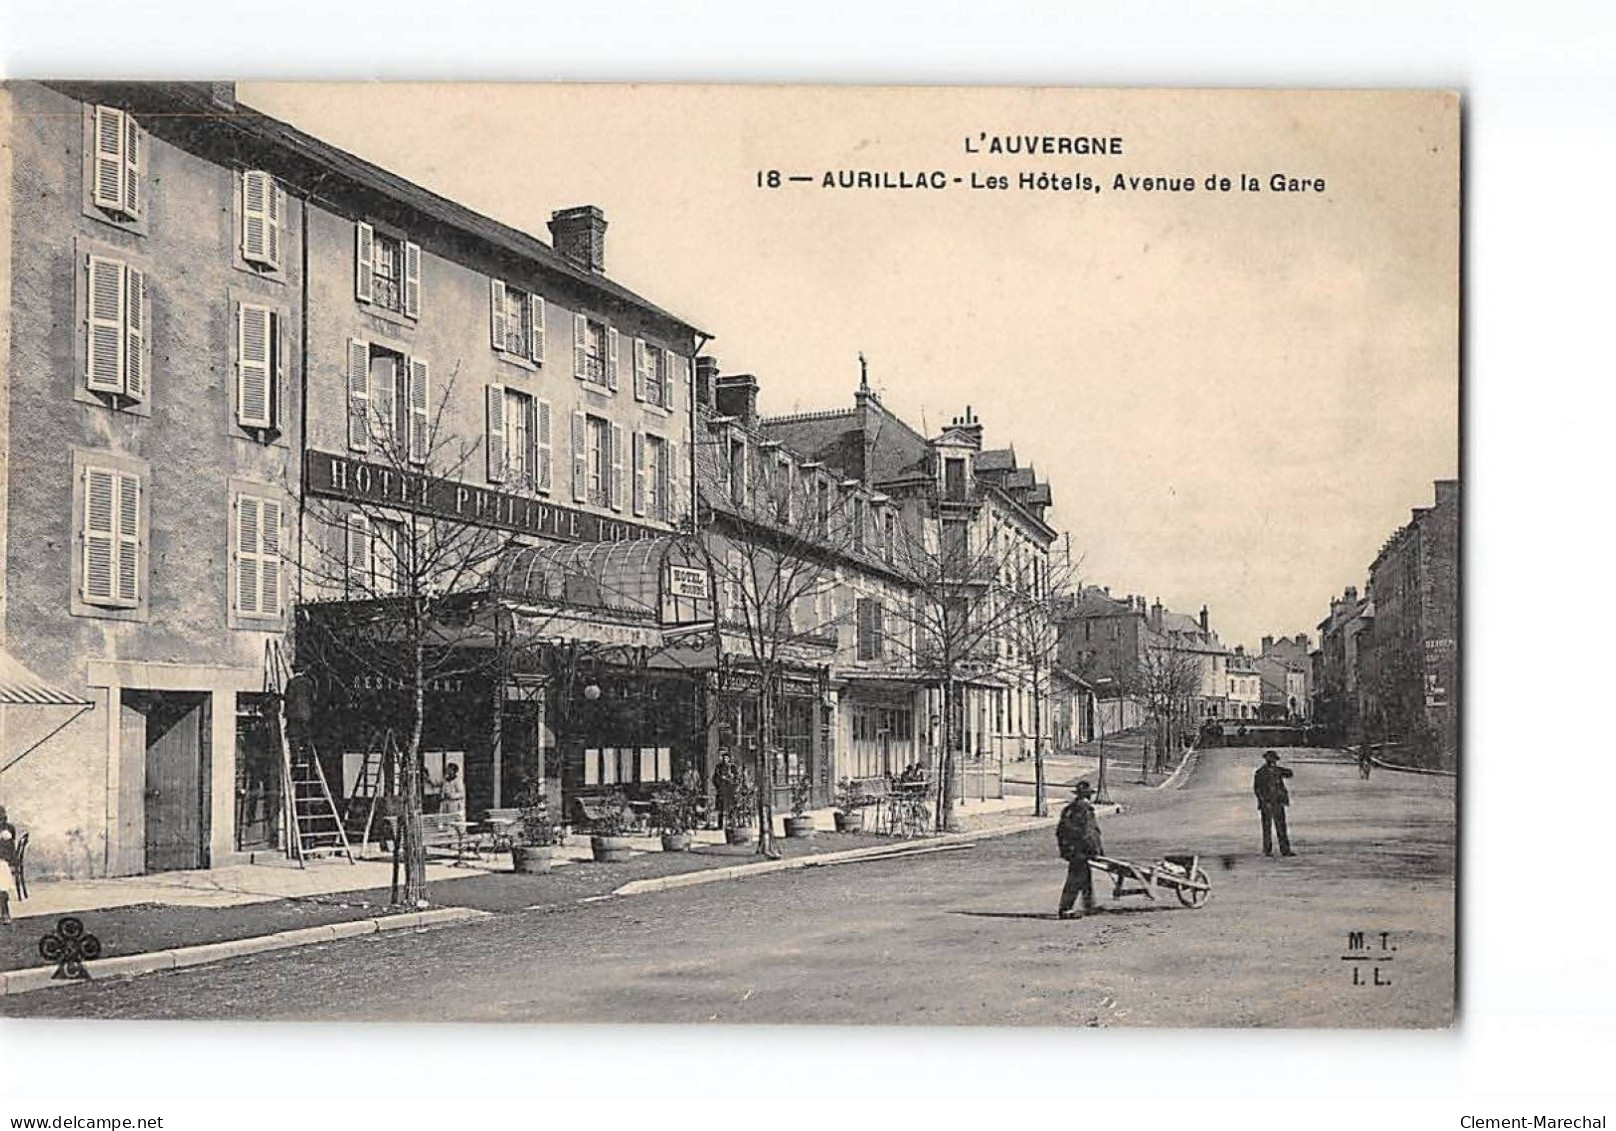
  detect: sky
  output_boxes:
[241,83,1459,651]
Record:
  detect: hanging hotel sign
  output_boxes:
[666,565,711,599]
[305,450,663,544]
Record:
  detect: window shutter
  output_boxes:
[237,496,261,616]
[490,279,506,350]
[83,467,118,603]
[656,439,673,523]
[572,312,587,379]
[407,356,430,464]
[633,339,648,402]
[403,241,421,318]
[260,499,282,617]
[266,181,282,269]
[606,328,620,392]
[237,303,273,428]
[346,512,371,591]
[122,266,146,401]
[354,222,375,302]
[528,294,545,363]
[346,338,370,451]
[535,399,553,493]
[665,354,682,411]
[857,598,874,660]
[571,411,588,502]
[485,384,507,483]
[92,106,126,212]
[371,357,397,448]
[631,432,646,516]
[123,113,142,218]
[115,472,140,604]
[272,309,286,430]
[609,423,625,511]
[242,171,273,265]
[85,255,126,393]
[872,600,885,658]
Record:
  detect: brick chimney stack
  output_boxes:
[1199,605,1210,633]
[715,374,760,426]
[549,205,608,271]
[695,356,720,409]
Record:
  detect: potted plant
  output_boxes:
[834,777,866,834]
[652,769,703,852]
[725,768,758,846]
[783,773,816,839]
[589,790,635,863]
[510,781,563,874]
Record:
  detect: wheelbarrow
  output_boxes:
[1088,852,1211,908]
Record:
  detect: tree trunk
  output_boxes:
[399,623,428,906]
[755,672,777,856]
[1031,669,1047,817]
[937,675,958,832]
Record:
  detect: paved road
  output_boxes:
[3,748,1454,1027]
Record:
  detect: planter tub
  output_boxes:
[725,826,755,846]
[590,835,633,863]
[660,832,692,853]
[511,845,554,874]
[783,815,816,839]
[834,811,864,834]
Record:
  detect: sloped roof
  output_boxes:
[976,448,1017,472]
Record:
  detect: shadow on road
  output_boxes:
[952,906,1174,921]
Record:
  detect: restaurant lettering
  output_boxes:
[306,450,662,544]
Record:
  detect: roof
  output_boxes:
[976,448,1017,472]
[496,536,705,618]
[1058,587,1139,620]
[0,645,93,706]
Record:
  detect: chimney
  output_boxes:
[695,356,720,410]
[1295,633,1308,648]
[715,374,760,426]
[548,205,608,272]
[1150,599,1164,633]
[1261,635,1274,654]
[1199,605,1209,632]
[1344,585,1358,604]
[1434,479,1459,508]
[947,405,985,450]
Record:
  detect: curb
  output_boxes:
[612,815,1065,898]
[1156,748,1201,791]
[1369,755,1457,778]
[0,906,489,997]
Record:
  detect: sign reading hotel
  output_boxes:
[306,450,665,544]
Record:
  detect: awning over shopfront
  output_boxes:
[496,534,711,627]
[0,644,92,706]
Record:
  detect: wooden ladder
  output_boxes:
[266,641,354,866]
[346,728,397,853]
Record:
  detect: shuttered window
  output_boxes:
[91,105,143,220]
[486,384,507,484]
[857,598,886,660]
[235,495,283,618]
[82,466,141,607]
[609,423,625,512]
[356,224,419,317]
[535,399,553,494]
[406,356,430,464]
[346,512,372,594]
[631,433,647,517]
[242,171,283,270]
[346,339,370,451]
[84,255,149,402]
[491,281,545,361]
[236,303,278,430]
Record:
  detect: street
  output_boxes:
[3,747,1454,1027]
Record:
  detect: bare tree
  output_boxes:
[999,545,1081,817]
[696,440,861,856]
[1111,638,1202,781]
[297,363,535,905]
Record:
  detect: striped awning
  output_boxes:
[0,645,93,706]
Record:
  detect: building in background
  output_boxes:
[1314,585,1372,743]
[1226,647,1262,721]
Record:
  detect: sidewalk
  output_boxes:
[2,794,1035,981]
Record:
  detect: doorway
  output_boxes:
[127,690,211,873]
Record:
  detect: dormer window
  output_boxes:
[944,456,968,501]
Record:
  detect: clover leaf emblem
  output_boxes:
[39,916,101,981]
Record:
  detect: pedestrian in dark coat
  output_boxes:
[1253,750,1295,856]
[1056,781,1105,918]
[712,750,740,829]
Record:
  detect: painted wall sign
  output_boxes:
[305,450,664,544]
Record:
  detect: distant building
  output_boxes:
[1315,586,1372,742]
[1226,647,1262,720]
[1258,632,1311,721]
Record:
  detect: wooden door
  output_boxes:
[144,693,208,873]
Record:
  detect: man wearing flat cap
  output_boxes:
[1056,780,1105,918]
[1253,750,1295,856]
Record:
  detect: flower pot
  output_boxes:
[784,815,816,839]
[725,826,755,846]
[590,835,633,863]
[510,845,554,874]
[834,811,864,834]
[660,831,692,853]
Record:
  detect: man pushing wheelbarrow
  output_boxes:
[1056,781,1105,919]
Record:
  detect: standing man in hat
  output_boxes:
[712,749,740,830]
[1056,781,1105,918]
[1253,750,1295,856]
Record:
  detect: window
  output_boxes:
[572,314,619,391]
[81,466,141,608]
[488,387,551,492]
[84,255,148,404]
[90,105,142,222]
[347,512,406,597]
[634,433,672,520]
[572,413,621,509]
[241,171,283,271]
[816,478,831,535]
[234,494,283,618]
[852,496,867,553]
[728,436,748,505]
[775,457,794,524]
[942,518,969,564]
[944,457,967,501]
[857,597,885,661]
[490,280,545,362]
[235,303,282,431]
[882,509,895,562]
[354,223,420,318]
[346,340,428,462]
[635,340,675,409]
